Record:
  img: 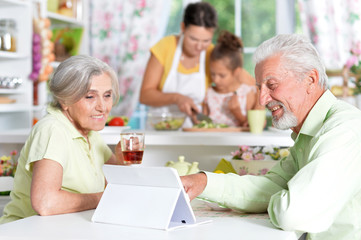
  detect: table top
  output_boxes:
[0,200,298,240]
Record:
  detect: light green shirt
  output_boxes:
[0,106,112,224]
[200,90,361,240]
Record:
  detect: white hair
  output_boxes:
[253,34,327,89]
[49,55,120,109]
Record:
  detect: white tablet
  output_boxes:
[92,165,202,230]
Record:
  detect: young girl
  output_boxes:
[203,31,261,127]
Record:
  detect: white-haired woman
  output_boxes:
[0,55,124,224]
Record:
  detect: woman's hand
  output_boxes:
[180,172,207,201]
[175,93,199,116]
[228,94,240,113]
[106,142,128,165]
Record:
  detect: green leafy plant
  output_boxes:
[231,145,289,161]
[0,150,17,176]
[345,42,361,95]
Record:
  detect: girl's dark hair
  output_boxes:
[210,30,244,71]
[183,2,218,28]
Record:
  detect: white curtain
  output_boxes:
[298,0,361,70]
[89,0,168,117]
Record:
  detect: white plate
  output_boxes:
[99,126,130,133]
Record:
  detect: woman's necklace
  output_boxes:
[180,54,199,69]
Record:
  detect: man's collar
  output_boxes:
[291,90,336,140]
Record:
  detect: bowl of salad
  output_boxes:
[147,112,186,131]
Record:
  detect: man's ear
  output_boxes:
[306,69,319,93]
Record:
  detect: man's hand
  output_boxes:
[180,172,207,201]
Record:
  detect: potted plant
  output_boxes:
[345,42,361,108]
[0,150,17,195]
[230,145,289,176]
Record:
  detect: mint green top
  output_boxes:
[0,106,112,224]
[200,90,361,240]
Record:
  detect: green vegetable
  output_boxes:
[193,121,229,129]
[154,118,184,130]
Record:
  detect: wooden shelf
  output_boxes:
[0,88,26,94]
[0,104,31,112]
[47,12,83,27]
[0,0,30,7]
[0,51,28,59]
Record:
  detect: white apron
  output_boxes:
[149,35,206,128]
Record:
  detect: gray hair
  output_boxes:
[49,55,120,109]
[253,34,327,89]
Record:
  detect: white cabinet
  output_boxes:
[0,0,88,131]
[0,0,32,131]
[32,0,88,119]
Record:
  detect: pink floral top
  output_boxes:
[205,84,256,126]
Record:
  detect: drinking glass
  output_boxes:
[247,110,266,134]
[119,133,145,164]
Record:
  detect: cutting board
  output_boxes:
[0,97,16,104]
[183,127,249,132]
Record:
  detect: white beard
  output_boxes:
[268,101,298,130]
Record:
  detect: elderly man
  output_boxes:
[181,34,361,240]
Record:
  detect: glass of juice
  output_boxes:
[119,133,145,164]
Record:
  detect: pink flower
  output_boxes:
[238,167,248,176]
[129,35,138,52]
[254,153,265,160]
[241,152,253,162]
[137,0,146,8]
[259,168,269,175]
[11,150,17,156]
[240,145,249,152]
[346,55,359,69]
[231,150,240,157]
[351,42,361,55]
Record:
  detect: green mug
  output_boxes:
[247,109,266,134]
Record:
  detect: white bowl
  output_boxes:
[147,112,186,131]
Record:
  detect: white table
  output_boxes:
[0,200,299,240]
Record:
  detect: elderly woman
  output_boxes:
[0,55,123,224]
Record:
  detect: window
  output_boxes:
[133,0,302,129]
[165,0,302,75]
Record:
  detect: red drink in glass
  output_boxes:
[122,150,144,164]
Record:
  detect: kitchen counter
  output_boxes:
[0,127,293,146]
[0,128,293,171]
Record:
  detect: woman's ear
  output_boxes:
[180,22,185,33]
[60,102,68,111]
